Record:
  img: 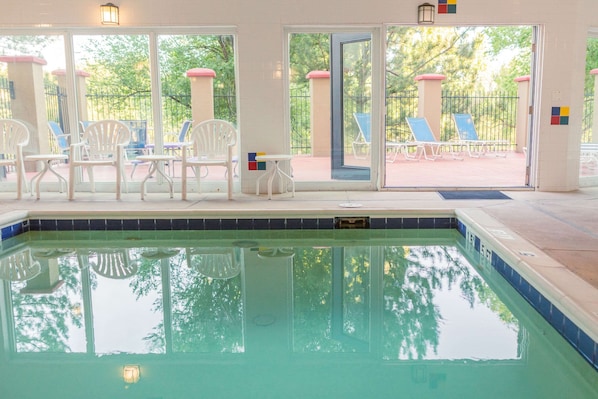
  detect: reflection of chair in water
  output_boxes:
[79,249,138,279]
[186,247,242,279]
[140,248,181,260]
[257,247,295,259]
[0,247,41,281]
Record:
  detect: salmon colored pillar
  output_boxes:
[307,70,330,157]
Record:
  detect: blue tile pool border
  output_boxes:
[0,215,596,371]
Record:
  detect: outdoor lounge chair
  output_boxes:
[405,117,462,161]
[48,121,71,157]
[452,113,509,158]
[353,113,419,162]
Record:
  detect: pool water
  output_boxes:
[0,229,597,398]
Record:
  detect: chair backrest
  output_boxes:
[406,117,437,142]
[82,120,131,160]
[0,248,41,282]
[186,247,242,279]
[353,113,371,143]
[0,119,29,155]
[120,120,147,151]
[188,119,237,159]
[452,113,479,141]
[87,249,137,279]
[48,121,69,150]
[178,120,193,142]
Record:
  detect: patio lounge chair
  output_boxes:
[48,121,71,157]
[405,117,462,161]
[580,143,598,168]
[0,119,30,199]
[452,113,509,158]
[353,113,419,162]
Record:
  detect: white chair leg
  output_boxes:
[181,164,187,200]
[227,164,233,200]
[68,163,75,200]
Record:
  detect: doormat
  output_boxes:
[438,190,511,200]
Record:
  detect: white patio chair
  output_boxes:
[0,119,30,199]
[69,120,131,200]
[181,119,237,200]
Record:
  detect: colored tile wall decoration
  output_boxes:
[438,0,457,14]
[248,152,267,170]
[551,106,569,125]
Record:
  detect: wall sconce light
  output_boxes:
[123,365,140,384]
[418,3,435,25]
[100,3,119,25]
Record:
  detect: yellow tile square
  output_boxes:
[560,106,570,116]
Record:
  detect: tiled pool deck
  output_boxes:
[1,187,597,369]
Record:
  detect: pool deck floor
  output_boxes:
[1,186,597,342]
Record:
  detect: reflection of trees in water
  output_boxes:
[292,247,339,352]
[382,245,514,360]
[11,255,83,353]
[134,250,245,354]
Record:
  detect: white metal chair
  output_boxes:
[0,119,30,199]
[69,120,131,200]
[181,119,237,200]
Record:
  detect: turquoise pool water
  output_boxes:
[0,228,597,398]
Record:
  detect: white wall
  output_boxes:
[2,0,598,192]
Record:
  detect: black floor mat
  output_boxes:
[438,190,511,200]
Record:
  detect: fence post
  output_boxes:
[515,75,530,152]
[52,69,90,125]
[0,56,50,167]
[186,68,215,125]
[415,73,445,140]
[591,69,598,143]
[307,70,330,157]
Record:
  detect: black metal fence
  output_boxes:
[0,77,12,119]
[19,83,598,156]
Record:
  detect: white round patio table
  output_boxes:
[255,154,295,200]
[136,154,176,199]
[26,154,68,199]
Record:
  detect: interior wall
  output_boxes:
[1,0,597,192]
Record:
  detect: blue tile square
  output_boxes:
[387,218,403,229]
[237,219,254,230]
[318,218,334,229]
[286,219,302,229]
[29,219,41,231]
[269,218,286,229]
[253,219,269,230]
[302,218,318,229]
[155,219,172,230]
[564,317,579,346]
[41,219,59,231]
[106,219,122,231]
[188,219,205,230]
[73,219,90,231]
[403,218,418,229]
[220,219,238,230]
[89,219,106,230]
[1,226,11,240]
[434,217,452,229]
[577,330,596,364]
[139,219,156,230]
[56,219,74,231]
[204,219,221,230]
[527,285,541,309]
[538,296,552,319]
[550,307,565,332]
[122,219,140,230]
[370,218,387,229]
[457,221,466,236]
[419,218,435,229]
[172,219,188,230]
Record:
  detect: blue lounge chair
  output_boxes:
[406,117,462,161]
[48,121,71,157]
[452,113,509,157]
[353,113,419,162]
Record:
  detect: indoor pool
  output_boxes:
[0,228,597,399]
